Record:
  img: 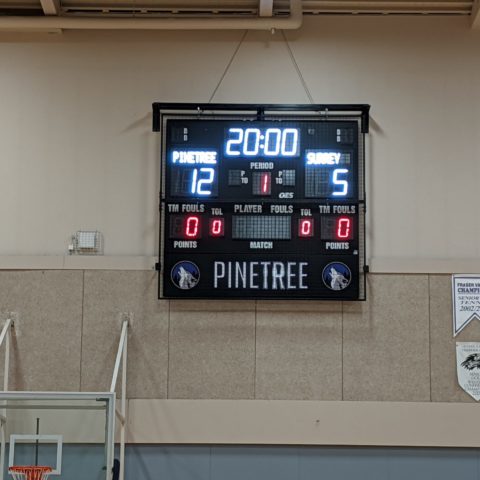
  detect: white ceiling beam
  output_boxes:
[0,0,303,30]
[40,0,60,16]
[472,0,480,28]
[259,0,274,17]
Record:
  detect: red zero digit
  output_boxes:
[337,217,351,239]
[185,216,200,237]
[299,218,313,237]
[301,219,312,236]
[210,218,224,237]
[212,219,222,235]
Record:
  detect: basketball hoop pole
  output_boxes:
[0,316,15,480]
[110,315,130,480]
[35,419,40,467]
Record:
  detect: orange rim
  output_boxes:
[9,466,53,480]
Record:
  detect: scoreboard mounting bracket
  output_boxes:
[153,103,370,134]
[153,103,369,301]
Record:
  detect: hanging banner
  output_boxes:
[452,275,480,336]
[456,342,480,401]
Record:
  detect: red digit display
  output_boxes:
[209,218,225,237]
[336,217,351,239]
[320,216,354,241]
[261,172,271,194]
[298,218,314,238]
[253,172,272,195]
[185,216,200,238]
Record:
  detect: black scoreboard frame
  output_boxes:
[153,103,370,301]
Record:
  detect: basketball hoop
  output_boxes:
[8,466,53,480]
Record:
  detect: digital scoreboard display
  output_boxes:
[155,104,368,300]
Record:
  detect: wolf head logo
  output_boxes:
[329,267,349,290]
[461,353,480,370]
[171,261,200,290]
[322,262,351,291]
[177,266,197,290]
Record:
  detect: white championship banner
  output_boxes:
[456,342,480,401]
[452,275,480,336]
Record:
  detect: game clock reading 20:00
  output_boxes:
[158,106,367,300]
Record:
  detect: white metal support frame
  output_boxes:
[259,0,274,17]
[472,0,480,27]
[0,316,116,480]
[110,315,130,480]
[39,0,60,15]
[0,316,15,480]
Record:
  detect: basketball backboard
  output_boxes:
[0,392,115,480]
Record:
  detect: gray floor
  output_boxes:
[6,445,480,480]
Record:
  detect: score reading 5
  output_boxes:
[305,150,352,198]
[225,127,300,157]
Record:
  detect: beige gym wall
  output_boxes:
[1,15,480,446]
[0,271,480,445]
[0,271,473,401]
[0,16,479,269]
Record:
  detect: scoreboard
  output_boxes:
[154,104,369,300]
